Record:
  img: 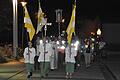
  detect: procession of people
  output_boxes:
[21,0,107,79]
[23,35,106,79]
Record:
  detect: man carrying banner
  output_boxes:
[65,42,77,78]
[23,42,36,79]
[65,0,76,78]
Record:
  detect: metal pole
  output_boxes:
[43,18,47,68]
[13,0,18,58]
[58,22,61,39]
[22,21,24,51]
[43,24,47,68]
[21,2,27,52]
[55,9,62,39]
[22,9,24,51]
[45,25,47,37]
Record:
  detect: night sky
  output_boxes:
[0,0,120,43]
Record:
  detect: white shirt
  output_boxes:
[99,41,106,49]
[65,46,77,63]
[38,42,53,62]
[23,47,36,64]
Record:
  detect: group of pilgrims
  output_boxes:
[23,36,106,79]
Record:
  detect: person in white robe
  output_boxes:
[23,42,36,78]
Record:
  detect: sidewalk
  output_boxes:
[0,58,25,80]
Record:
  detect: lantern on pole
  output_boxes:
[55,9,63,38]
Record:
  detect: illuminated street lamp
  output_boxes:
[62,19,65,23]
[97,28,101,41]
[97,28,101,36]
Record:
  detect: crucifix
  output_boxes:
[40,18,52,67]
[39,18,52,37]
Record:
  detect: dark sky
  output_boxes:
[23,0,120,23]
[78,0,120,23]
[39,0,120,22]
[0,0,120,43]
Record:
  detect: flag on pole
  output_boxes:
[36,1,46,34]
[66,3,76,44]
[24,6,35,41]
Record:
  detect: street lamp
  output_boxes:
[12,0,18,58]
[97,28,101,42]
[97,28,101,36]
[62,19,65,23]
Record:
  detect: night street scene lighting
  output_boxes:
[0,0,120,80]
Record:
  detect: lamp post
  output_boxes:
[13,0,18,58]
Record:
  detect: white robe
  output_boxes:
[38,42,53,62]
[50,41,58,69]
[23,47,36,64]
[65,46,77,63]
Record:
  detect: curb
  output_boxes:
[7,68,25,80]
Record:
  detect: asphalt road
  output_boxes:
[0,51,120,80]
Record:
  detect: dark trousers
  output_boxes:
[34,56,40,70]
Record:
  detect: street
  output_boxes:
[0,51,120,80]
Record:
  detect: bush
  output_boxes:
[0,56,7,63]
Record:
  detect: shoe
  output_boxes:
[27,72,31,78]
[41,76,44,78]
[69,73,72,79]
[45,73,48,76]
[50,69,54,71]
[86,65,90,68]
[29,72,32,77]
[27,74,31,78]
[65,75,68,79]
[69,75,72,79]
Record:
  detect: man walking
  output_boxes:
[38,38,53,78]
[50,39,58,70]
[23,42,36,79]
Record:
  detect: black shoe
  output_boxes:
[86,65,90,68]
[30,72,32,76]
[50,69,54,71]
[27,75,31,78]
[45,73,48,76]
[41,76,44,78]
